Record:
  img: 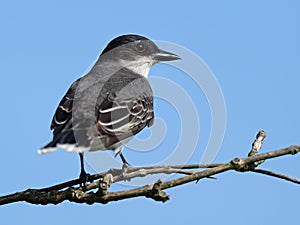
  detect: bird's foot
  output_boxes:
[79,170,91,189]
[121,162,132,181]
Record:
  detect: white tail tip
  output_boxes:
[37,147,57,154]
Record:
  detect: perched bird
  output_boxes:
[38,34,180,185]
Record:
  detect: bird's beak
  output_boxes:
[153,49,181,61]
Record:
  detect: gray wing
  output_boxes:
[96,93,154,148]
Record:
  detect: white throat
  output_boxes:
[120,59,153,78]
[127,63,151,78]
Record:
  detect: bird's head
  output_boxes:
[100,34,180,77]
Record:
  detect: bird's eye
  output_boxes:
[135,42,146,52]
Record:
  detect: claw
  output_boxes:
[121,162,132,181]
[79,170,91,188]
[113,148,132,181]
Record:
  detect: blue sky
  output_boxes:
[1,1,299,224]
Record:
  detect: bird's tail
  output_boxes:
[37,141,58,154]
[37,131,76,154]
[37,130,92,154]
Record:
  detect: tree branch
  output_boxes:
[251,169,300,185]
[0,131,299,205]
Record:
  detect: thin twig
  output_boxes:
[251,169,300,185]
[37,164,219,192]
[248,130,267,156]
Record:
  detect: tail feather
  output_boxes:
[37,146,57,154]
[38,130,76,154]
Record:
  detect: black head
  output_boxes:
[100,34,180,62]
[101,35,148,56]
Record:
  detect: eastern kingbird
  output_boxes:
[38,34,180,184]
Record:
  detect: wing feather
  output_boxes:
[50,78,81,135]
[96,94,154,147]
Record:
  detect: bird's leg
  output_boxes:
[114,146,131,180]
[119,153,132,181]
[119,153,131,168]
[79,152,91,187]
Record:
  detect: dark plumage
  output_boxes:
[38,34,180,184]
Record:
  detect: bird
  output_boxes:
[38,34,180,185]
